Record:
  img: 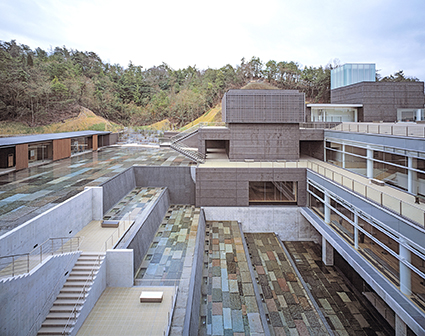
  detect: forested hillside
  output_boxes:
[0,40,418,128]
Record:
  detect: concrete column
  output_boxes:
[367,146,374,179]
[322,236,334,266]
[399,241,412,296]
[395,314,407,336]
[85,186,103,220]
[324,140,327,162]
[407,156,417,195]
[416,109,422,122]
[354,212,359,249]
[342,144,346,169]
[324,193,330,224]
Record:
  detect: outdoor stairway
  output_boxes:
[170,142,205,163]
[168,123,206,163]
[37,252,105,336]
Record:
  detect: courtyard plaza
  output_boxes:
[0,145,195,235]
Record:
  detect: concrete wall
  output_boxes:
[106,249,133,287]
[300,141,324,160]
[0,188,98,257]
[331,82,425,122]
[203,206,320,242]
[101,167,136,214]
[183,209,206,336]
[198,127,231,156]
[227,123,300,161]
[180,132,199,148]
[119,189,171,275]
[0,252,80,336]
[196,167,307,207]
[134,166,195,205]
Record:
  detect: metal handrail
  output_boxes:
[0,237,81,279]
[104,212,134,251]
[306,160,425,227]
[62,253,103,335]
[331,122,425,138]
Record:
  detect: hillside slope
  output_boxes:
[0,107,122,135]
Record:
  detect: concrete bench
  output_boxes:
[101,220,120,228]
[140,291,163,303]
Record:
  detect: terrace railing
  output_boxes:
[0,237,81,279]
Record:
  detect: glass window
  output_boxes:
[249,181,297,204]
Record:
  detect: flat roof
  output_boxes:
[307,104,363,108]
[0,131,111,147]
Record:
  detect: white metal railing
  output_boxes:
[300,122,342,129]
[104,212,134,251]
[62,254,103,335]
[0,237,81,279]
[332,122,425,138]
[171,122,226,142]
[307,160,425,227]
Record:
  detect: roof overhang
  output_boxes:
[0,131,111,147]
[307,104,363,108]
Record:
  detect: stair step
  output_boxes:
[53,299,85,306]
[69,270,97,276]
[61,287,88,293]
[63,281,92,287]
[67,275,95,281]
[37,326,72,335]
[49,306,81,313]
[42,318,75,327]
[57,293,87,300]
[75,261,101,266]
[73,265,100,270]
[46,312,78,320]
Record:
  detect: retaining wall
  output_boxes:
[183,209,206,336]
[202,206,320,242]
[0,252,80,336]
[118,188,171,275]
[101,167,136,214]
[0,188,99,257]
[134,166,195,204]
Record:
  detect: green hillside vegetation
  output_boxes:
[0,41,419,131]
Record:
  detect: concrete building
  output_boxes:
[1,69,425,336]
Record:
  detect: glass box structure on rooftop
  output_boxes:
[331,63,376,89]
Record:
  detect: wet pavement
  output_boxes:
[284,241,393,336]
[200,221,265,336]
[135,204,201,286]
[0,146,194,236]
[245,233,328,336]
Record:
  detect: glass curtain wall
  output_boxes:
[71,137,90,155]
[28,141,53,164]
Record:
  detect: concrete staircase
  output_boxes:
[37,252,105,336]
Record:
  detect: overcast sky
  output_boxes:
[1,0,424,80]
